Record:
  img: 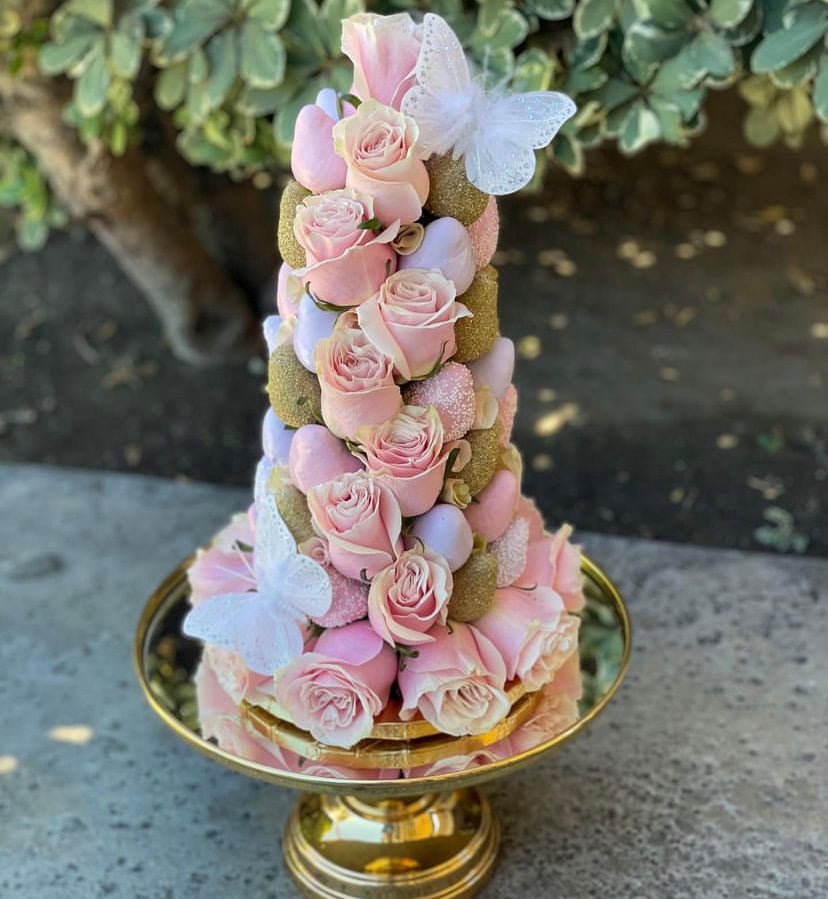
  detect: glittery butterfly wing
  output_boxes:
[182,496,331,675]
[182,591,306,675]
[401,12,478,159]
[464,91,577,195]
[253,494,332,622]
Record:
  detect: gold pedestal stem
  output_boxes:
[284,789,500,898]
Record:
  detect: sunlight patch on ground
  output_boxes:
[48,725,94,745]
[534,403,580,437]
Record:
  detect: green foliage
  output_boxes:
[754,505,810,553]
[39,0,166,155]
[1,0,827,251]
[0,139,68,251]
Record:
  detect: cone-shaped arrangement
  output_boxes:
[184,12,586,776]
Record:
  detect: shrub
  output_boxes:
[1,0,826,358]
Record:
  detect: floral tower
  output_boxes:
[184,11,586,775]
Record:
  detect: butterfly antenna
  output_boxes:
[234,540,258,585]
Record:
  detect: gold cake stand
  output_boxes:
[134,555,631,899]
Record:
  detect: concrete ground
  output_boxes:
[1,465,826,898]
[0,93,826,555]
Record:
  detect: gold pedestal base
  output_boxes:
[284,790,499,899]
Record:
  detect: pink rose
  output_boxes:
[195,660,290,768]
[357,268,471,380]
[508,685,580,755]
[293,189,398,307]
[474,586,580,691]
[515,524,585,613]
[549,652,583,702]
[549,524,586,612]
[316,324,402,440]
[517,496,545,542]
[188,511,255,606]
[273,621,398,748]
[397,623,511,736]
[333,100,429,225]
[342,12,422,109]
[203,644,270,705]
[357,405,452,516]
[291,103,347,194]
[368,546,452,646]
[307,470,403,579]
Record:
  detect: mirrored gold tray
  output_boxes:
[134,554,631,899]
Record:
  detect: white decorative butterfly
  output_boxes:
[401,13,576,196]
[183,495,331,675]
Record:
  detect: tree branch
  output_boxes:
[1,12,261,365]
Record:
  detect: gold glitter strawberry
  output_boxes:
[274,483,315,544]
[277,180,310,268]
[447,546,499,621]
[454,266,499,362]
[267,344,321,428]
[458,421,502,496]
[424,154,489,226]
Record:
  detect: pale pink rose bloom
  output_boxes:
[368,546,452,646]
[357,405,454,516]
[548,524,586,612]
[203,644,271,705]
[516,525,585,613]
[316,325,402,440]
[397,623,510,736]
[508,686,580,755]
[293,189,398,307]
[515,536,553,589]
[291,103,347,193]
[334,100,429,225]
[195,660,292,768]
[273,620,398,748]
[342,12,422,109]
[188,511,255,606]
[474,586,580,692]
[357,268,471,380]
[516,496,545,542]
[307,470,403,579]
[548,651,583,702]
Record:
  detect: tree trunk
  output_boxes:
[0,12,261,365]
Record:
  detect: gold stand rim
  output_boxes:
[133,553,632,797]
